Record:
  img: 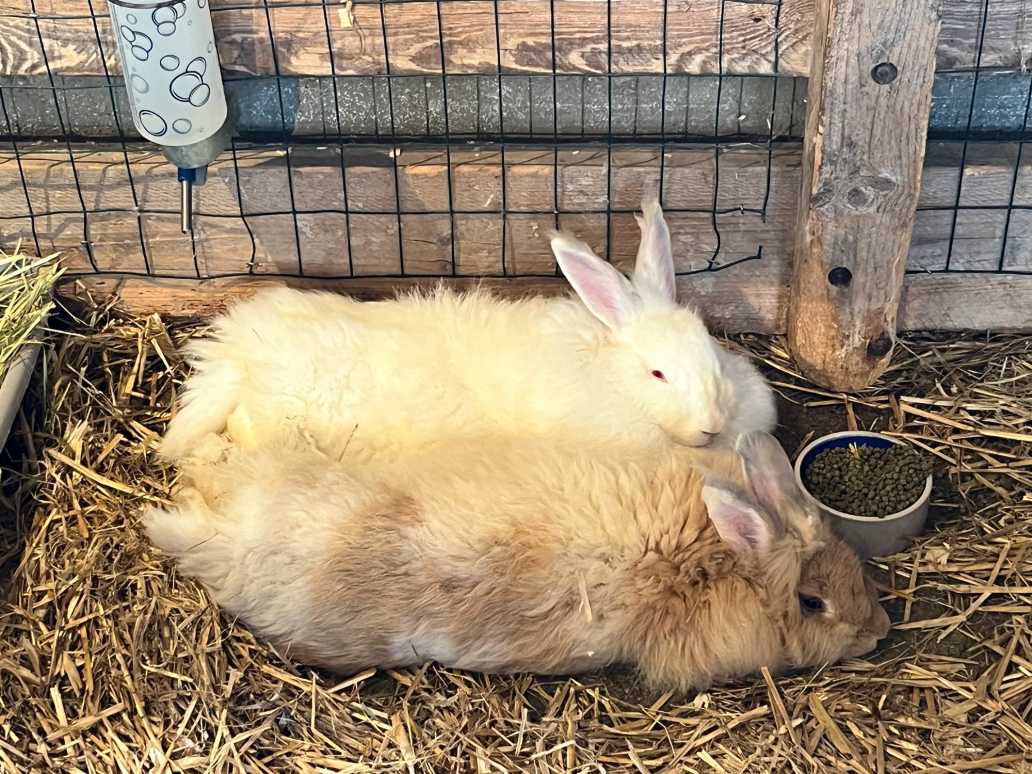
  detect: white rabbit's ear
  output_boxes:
[551,233,641,330]
[701,483,777,559]
[633,195,676,303]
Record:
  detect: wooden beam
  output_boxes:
[56,271,1032,333]
[899,274,1032,331]
[1,0,1026,79]
[6,70,1030,142]
[1,0,807,78]
[3,140,1029,258]
[786,0,943,392]
[56,270,789,333]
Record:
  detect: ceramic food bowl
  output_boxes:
[794,431,932,559]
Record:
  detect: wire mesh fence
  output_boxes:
[0,0,1030,283]
[913,0,1032,276]
[1,141,802,279]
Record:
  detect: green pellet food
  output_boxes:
[803,443,932,518]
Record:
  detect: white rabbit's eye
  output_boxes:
[799,594,825,614]
[650,370,667,382]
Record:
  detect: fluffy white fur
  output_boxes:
[145,432,890,689]
[161,198,776,465]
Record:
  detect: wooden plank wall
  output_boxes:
[0,143,800,277]
[1,0,1030,332]
[2,0,1029,78]
[2,140,1030,331]
[4,141,1030,276]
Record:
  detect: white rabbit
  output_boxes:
[144,431,889,689]
[160,198,776,464]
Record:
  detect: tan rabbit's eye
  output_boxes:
[651,370,667,382]
[799,594,825,614]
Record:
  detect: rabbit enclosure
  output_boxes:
[1,0,1032,771]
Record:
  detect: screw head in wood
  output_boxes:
[827,267,853,287]
[866,335,893,359]
[871,62,898,85]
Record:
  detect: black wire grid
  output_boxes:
[0,0,1029,280]
[913,0,1032,276]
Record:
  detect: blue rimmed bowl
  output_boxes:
[794,431,932,559]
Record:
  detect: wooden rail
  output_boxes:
[1,0,1026,79]
[56,272,1032,335]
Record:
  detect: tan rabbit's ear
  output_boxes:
[633,195,675,304]
[701,482,780,559]
[736,431,823,543]
[736,432,798,509]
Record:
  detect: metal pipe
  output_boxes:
[180,176,193,233]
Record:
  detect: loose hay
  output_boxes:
[0,246,62,382]
[0,307,1030,773]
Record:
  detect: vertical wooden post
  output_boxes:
[787,0,943,392]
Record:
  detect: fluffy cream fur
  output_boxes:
[161,286,775,462]
[145,433,889,690]
[160,200,776,466]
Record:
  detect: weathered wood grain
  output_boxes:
[910,142,1032,275]
[899,274,1032,330]
[786,0,943,392]
[56,265,791,332]
[56,270,1032,333]
[2,0,1026,78]
[3,140,1030,334]
[935,0,1032,72]
[3,140,1031,277]
[0,142,801,278]
[4,70,1029,143]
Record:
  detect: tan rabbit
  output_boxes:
[144,432,889,690]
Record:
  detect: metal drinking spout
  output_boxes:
[178,168,195,234]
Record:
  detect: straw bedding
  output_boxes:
[0,304,1029,773]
